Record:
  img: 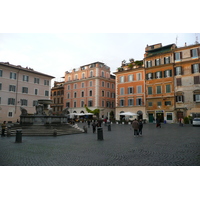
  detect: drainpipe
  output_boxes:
[15,69,21,114]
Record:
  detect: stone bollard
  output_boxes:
[15,129,22,143]
[97,127,103,140]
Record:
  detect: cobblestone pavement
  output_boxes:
[0,123,200,166]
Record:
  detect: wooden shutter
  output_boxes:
[175,96,178,102]
[182,95,184,103]
[193,94,196,101]
[190,49,193,57]
[180,52,182,59]
[191,64,194,73]
[194,76,200,84]
[177,78,182,86]
[170,70,172,77]
[197,48,200,56]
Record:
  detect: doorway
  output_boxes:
[148,113,154,123]
[156,113,164,122]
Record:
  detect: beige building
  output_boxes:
[0,62,54,123]
[174,43,200,120]
[64,62,115,119]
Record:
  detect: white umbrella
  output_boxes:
[119,112,138,116]
[74,113,85,116]
[84,113,93,115]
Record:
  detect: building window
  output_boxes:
[68,76,71,81]
[8,98,15,105]
[107,82,110,88]
[137,73,141,80]
[120,88,124,95]
[128,87,133,94]
[82,73,85,79]
[22,87,28,94]
[165,101,171,106]
[177,78,182,86]
[74,74,78,80]
[35,89,38,95]
[88,100,93,107]
[23,75,29,82]
[74,92,77,98]
[192,64,200,73]
[67,93,70,99]
[194,76,200,84]
[155,59,161,66]
[8,112,13,117]
[156,86,161,94]
[137,85,142,93]
[90,71,93,77]
[102,91,104,97]
[164,70,172,77]
[157,101,162,106]
[81,101,84,107]
[148,87,152,95]
[21,99,28,106]
[81,83,84,88]
[81,91,84,97]
[102,100,104,107]
[44,80,49,85]
[0,83,2,90]
[191,49,198,58]
[102,71,105,77]
[89,90,92,96]
[194,94,200,102]
[175,66,182,75]
[146,60,152,68]
[106,101,110,107]
[174,52,182,61]
[176,95,184,103]
[74,101,76,108]
[164,57,170,64]
[0,69,2,77]
[148,102,153,107]
[147,73,153,80]
[128,99,133,106]
[10,72,17,79]
[166,85,171,93]
[34,78,40,84]
[167,113,173,120]
[9,85,16,92]
[120,99,124,107]
[102,81,105,87]
[120,76,124,83]
[136,98,142,106]
[89,81,92,87]
[107,91,110,97]
[45,91,49,96]
[155,71,162,79]
[128,74,133,82]
[73,84,76,89]
[112,83,114,89]
[33,100,38,106]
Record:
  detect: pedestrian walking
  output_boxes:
[87,120,91,128]
[179,118,184,127]
[138,119,143,136]
[1,121,6,137]
[132,119,139,137]
[92,121,97,133]
[156,118,161,128]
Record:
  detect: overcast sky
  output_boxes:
[0,33,199,82]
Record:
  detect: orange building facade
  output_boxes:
[64,62,115,119]
[144,43,176,123]
[114,61,146,121]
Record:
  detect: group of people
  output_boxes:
[87,120,102,133]
[131,119,143,137]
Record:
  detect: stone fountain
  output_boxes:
[20,99,68,125]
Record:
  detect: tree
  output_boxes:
[85,104,100,119]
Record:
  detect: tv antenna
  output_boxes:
[176,35,178,45]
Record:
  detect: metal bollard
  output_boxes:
[97,127,103,140]
[15,129,22,143]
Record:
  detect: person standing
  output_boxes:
[179,118,184,127]
[1,121,6,137]
[92,121,97,133]
[138,119,143,136]
[132,119,139,137]
[156,118,161,128]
